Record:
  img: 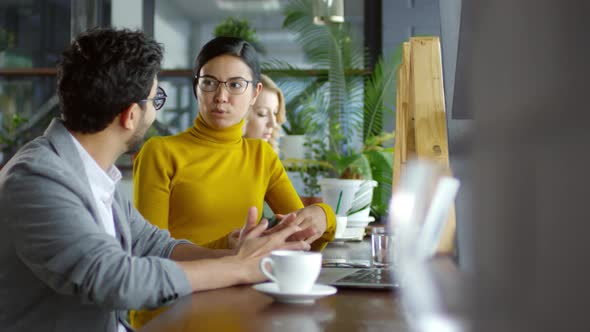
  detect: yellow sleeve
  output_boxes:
[133,137,172,230]
[309,203,336,251]
[264,147,335,251]
[264,144,305,212]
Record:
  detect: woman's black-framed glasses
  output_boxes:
[139,86,167,111]
[196,75,252,95]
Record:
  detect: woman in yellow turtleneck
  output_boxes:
[131,37,336,328]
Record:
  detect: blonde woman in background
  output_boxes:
[243,74,286,154]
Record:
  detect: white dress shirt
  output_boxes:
[70,134,127,332]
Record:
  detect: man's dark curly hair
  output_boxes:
[57,28,163,133]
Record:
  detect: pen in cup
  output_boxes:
[335,190,343,215]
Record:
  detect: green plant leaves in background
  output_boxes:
[213,17,265,54]
[283,0,365,159]
[363,49,402,140]
[260,0,400,220]
[364,148,394,217]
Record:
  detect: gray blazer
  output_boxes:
[0,119,192,332]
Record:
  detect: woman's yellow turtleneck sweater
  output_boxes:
[133,114,336,250]
[131,115,336,328]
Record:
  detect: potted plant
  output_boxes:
[213,17,265,54]
[279,0,400,220]
[279,104,309,160]
[296,135,332,205]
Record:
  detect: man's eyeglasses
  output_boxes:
[196,76,252,95]
[139,86,167,110]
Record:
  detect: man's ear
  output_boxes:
[119,104,138,130]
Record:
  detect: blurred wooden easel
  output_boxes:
[392,37,456,254]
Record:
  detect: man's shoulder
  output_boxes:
[3,137,53,171]
[0,137,74,189]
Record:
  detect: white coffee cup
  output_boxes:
[260,250,322,293]
[335,216,348,238]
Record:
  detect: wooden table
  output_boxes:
[137,284,408,331]
[138,240,411,332]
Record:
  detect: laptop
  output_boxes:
[318,266,397,289]
[318,164,460,290]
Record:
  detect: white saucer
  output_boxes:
[253,282,337,304]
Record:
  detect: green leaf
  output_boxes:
[363,46,403,140]
[277,0,399,214]
[213,17,261,46]
[363,149,394,217]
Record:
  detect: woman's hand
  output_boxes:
[263,205,327,245]
[175,207,311,290]
[232,207,311,252]
[232,207,311,283]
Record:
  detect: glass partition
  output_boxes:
[0,0,366,170]
[0,0,70,69]
[0,0,70,165]
[154,0,363,70]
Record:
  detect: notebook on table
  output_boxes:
[318,167,460,290]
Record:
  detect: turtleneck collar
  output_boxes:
[189,113,244,145]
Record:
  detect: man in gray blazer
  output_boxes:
[0,28,309,332]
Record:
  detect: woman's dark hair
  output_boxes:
[192,36,261,99]
[57,27,163,133]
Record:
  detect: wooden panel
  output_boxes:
[392,47,405,189]
[439,200,456,253]
[393,71,403,189]
[393,42,412,190]
[409,37,450,167]
[403,42,416,164]
[392,37,455,254]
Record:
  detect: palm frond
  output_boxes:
[261,58,301,70]
[279,77,323,109]
[283,0,333,68]
[364,149,394,217]
[321,21,365,156]
[363,46,403,140]
[283,0,372,179]
[269,73,321,135]
[299,84,330,135]
[261,59,325,78]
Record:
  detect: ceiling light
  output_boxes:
[216,0,281,12]
[312,0,344,25]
